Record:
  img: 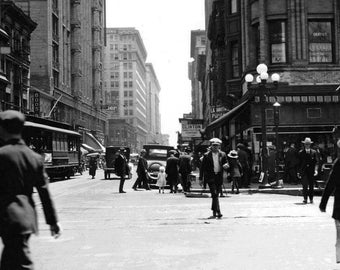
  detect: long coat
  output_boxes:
[320,158,340,220]
[136,156,148,178]
[115,154,129,177]
[0,139,58,236]
[200,150,228,184]
[165,156,179,184]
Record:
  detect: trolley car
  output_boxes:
[22,117,81,180]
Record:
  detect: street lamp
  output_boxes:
[245,63,280,189]
[273,101,282,188]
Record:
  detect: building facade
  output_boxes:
[103,28,152,151]
[189,30,206,120]
[0,1,36,113]
[145,63,161,144]
[203,0,340,169]
[15,0,107,145]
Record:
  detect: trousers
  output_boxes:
[208,173,222,215]
[1,234,33,270]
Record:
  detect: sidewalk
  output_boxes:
[187,170,324,197]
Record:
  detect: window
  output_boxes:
[123,72,128,79]
[129,81,133,88]
[269,21,286,63]
[307,108,321,118]
[230,0,237,14]
[308,21,333,63]
[124,81,128,88]
[129,109,133,115]
[231,41,239,78]
[124,110,128,116]
[129,91,133,97]
[124,91,128,97]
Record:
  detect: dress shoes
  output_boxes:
[119,191,126,193]
[302,200,307,204]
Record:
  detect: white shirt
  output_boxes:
[212,152,221,173]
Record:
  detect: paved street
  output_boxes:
[11,168,339,270]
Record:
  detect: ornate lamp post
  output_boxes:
[245,64,280,188]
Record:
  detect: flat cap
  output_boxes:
[209,138,222,145]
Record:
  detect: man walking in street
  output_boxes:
[115,148,130,193]
[298,137,319,204]
[178,148,192,192]
[199,138,228,219]
[166,150,179,193]
[0,110,61,270]
[237,143,250,188]
[132,149,150,190]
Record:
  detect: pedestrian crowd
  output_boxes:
[1,108,340,266]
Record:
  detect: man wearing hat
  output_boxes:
[115,147,130,193]
[178,148,193,192]
[132,149,150,191]
[165,150,179,193]
[298,137,319,203]
[199,138,228,219]
[0,110,61,269]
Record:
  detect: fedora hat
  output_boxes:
[301,137,313,144]
[228,150,238,159]
[209,138,222,145]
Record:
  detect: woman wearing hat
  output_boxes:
[227,150,243,194]
[297,137,319,203]
[320,138,340,263]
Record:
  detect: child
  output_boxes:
[157,166,166,193]
[227,150,243,194]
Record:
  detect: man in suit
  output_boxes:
[115,148,129,193]
[0,110,61,270]
[178,148,192,192]
[132,149,150,190]
[199,138,228,219]
[284,142,299,183]
[165,150,179,193]
[298,137,319,204]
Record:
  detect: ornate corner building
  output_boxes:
[203,0,340,167]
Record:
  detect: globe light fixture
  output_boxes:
[256,63,268,75]
[245,74,254,83]
[271,73,280,83]
[260,72,269,81]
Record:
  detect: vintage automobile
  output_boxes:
[104,146,132,179]
[143,144,176,185]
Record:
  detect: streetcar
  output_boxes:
[22,117,81,181]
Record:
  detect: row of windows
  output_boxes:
[110,53,133,61]
[109,62,133,71]
[109,44,133,51]
[110,72,133,79]
[108,34,135,42]
[230,20,336,79]
[109,81,133,88]
[268,20,334,64]
[266,107,323,120]
[124,109,134,116]
[254,95,339,104]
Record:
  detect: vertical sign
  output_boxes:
[33,92,40,116]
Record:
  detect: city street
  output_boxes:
[14,169,338,270]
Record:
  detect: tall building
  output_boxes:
[15,0,107,145]
[189,30,206,119]
[0,1,36,112]
[103,28,150,151]
[203,0,340,169]
[146,63,161,144]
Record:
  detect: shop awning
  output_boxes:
[83,132,105,152]
[205,100,250,132]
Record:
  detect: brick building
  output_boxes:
[203,0,340,170]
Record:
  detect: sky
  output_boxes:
[105,0,206,146]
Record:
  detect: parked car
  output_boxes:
[143,144,176,185]
[104,146,132,179]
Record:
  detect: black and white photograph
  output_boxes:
[0,0,340,269]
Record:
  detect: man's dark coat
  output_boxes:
[0,139,58,236]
